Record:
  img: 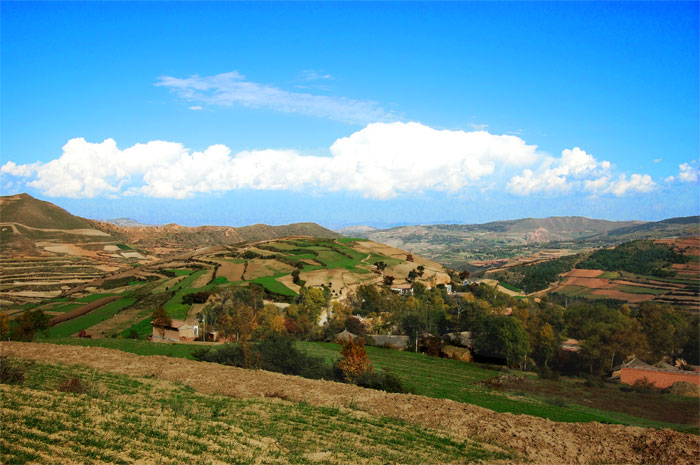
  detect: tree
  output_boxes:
[406,254,414,262]
[345,316,367,336]
[407,270,418,282]
[12,309,50,341]
[383,275,395,286]
[416,265,425,277]
[151,307,171,339]
[374,261,387,271]
[256,304,287,338]
[335,338,372,382]
[472,315,529,368]
[459,270,471,282]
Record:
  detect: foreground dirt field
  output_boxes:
[2,342,698,464]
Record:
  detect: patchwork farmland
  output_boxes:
[550,237,700,311]
[2,236,449,340]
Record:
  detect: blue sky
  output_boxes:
[1,1,698,229]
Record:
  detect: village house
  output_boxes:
[390,283,413,295]
[614,357,700,389]
[151,319,198,343]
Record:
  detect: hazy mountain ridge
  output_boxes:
[0,193,340,256]
[339,216,699,269]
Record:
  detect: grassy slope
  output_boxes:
[1,360,508,465]
[37,337,698,434]
[297,342,698,433]
[44,298,136,338]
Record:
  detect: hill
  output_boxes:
[0,193,94,230]
[341,216,699,270]
[3,341,698,465]
[0,234,450,320]
[487,237,700,310]
[102,217,154,227]
[0,193,340,257]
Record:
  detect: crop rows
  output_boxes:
[0,360,505,465]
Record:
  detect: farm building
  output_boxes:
[560,338,581,352]
[151,319,198,343]
[444,331,473,348]
[366,334,409,349]
[390,284,413,295]
[616,358,700,389]
[334,329,361,343]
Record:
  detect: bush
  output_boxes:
[537,366,560,381]
[336,338,372,383]
[420,335,445,357]
[0,355,31,385]
[356,369,407,393]
[182,291,211,305]
[256,335,334,380]
[192,336,335,380]
[125,329,140,339]
[193,344,246,367]
[58,377,87,394]
[583,375,604,388]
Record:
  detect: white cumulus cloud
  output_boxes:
[584,173,657,196]
[507,147,612,195]
[678,162,699,183]
[1,122,661,201]
[1,122,540,200]
[155,71,387,124]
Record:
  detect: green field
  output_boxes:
[30,337,698,434]
[165,268,193,276]
[297,342,698,433]
[599,271,620,279]
[498,281,523,293]
[0,360,508,465]
[76,293,117,302]
[253,275,298,297]
[117,315,153,339]
[45,303,83,314]
[44,298,135,338]
[616,285,668,295]
[162,269,208,319]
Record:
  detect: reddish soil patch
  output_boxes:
[565,269,604,278]
[2,342,699,465]
[562,276,610,288]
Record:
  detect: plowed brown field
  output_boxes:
[1,342,698,465]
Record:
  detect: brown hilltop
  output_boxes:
[0,192,340,256]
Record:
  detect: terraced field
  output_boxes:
[1,359,505,465]
[3,342,698,465]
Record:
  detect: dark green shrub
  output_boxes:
[537,366,560,381]
[58,377,87,394]
[256,335,335,380]
[0,355,31,385]
[356,369,407,393]
[192,344,246,367]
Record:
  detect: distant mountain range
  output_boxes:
[338,216,700,268]
[0,193,340,256]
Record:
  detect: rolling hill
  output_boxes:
[340,216,699,269]
[0,193,340,257]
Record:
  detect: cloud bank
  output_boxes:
[1,122,659,200]
[155,71,388,124]
[507,147,656,196]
